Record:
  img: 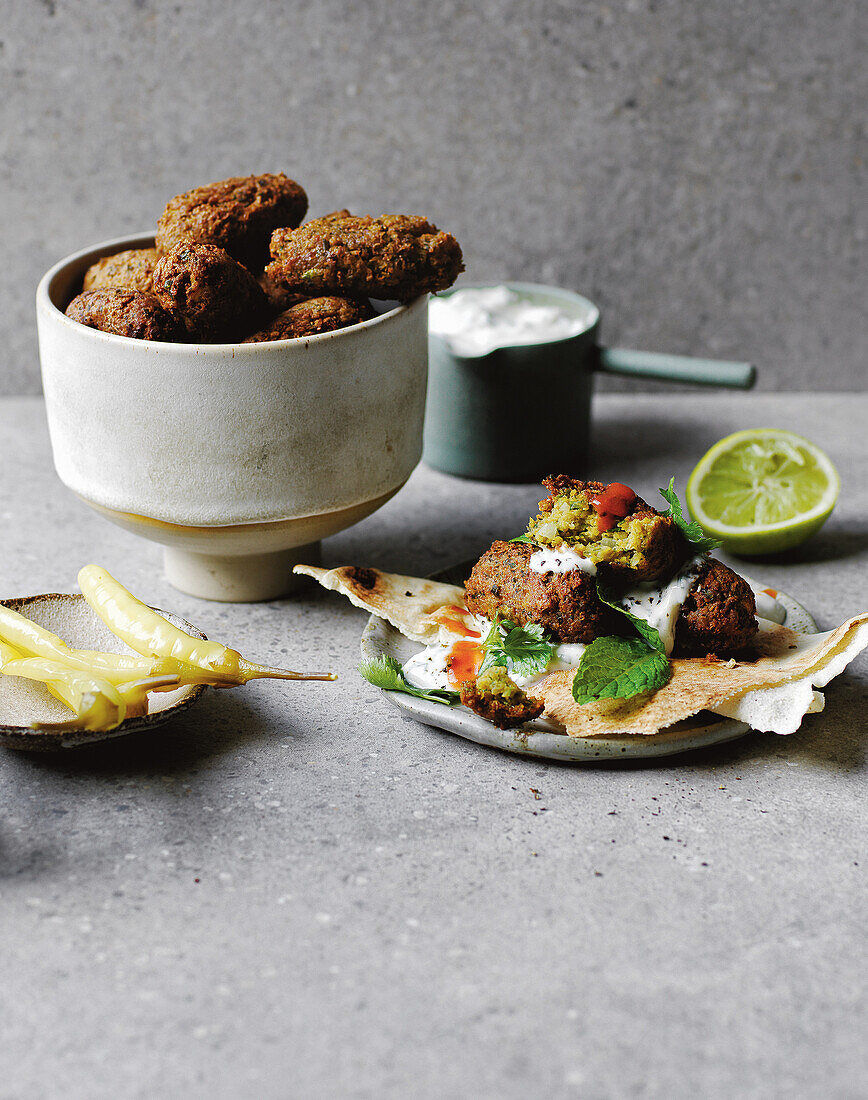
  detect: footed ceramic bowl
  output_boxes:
[37,234,428,601]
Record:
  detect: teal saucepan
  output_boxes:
[424,282,756,482]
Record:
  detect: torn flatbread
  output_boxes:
[293,565,465,645]
[530,616,868,735]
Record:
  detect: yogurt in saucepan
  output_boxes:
[428,285,587,357]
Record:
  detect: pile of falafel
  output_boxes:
[65,174,464,344]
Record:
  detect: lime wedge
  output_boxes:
[686,429,840,555]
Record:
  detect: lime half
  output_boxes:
[686,429,840,555]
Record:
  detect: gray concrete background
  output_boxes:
[0,391,866,1098]
[1,0,865,394]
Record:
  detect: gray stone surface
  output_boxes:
[0,393,865,1098]
[1,0,866,395]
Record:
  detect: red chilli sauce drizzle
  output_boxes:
[588,482,636,533]
[446,640,483,685]
[435,605,482,639]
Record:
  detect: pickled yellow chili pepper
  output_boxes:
[1,657,181,729]
[0,601,190,687]
[0,639,22,665]
[78,565,336,685]
[2,658,128,730]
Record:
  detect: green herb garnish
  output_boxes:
[359,656,460,705]
[595,578,666,652]
[479,617,555,679]
[571,636,671,704]
[659,477,722,552]
[508,534,536,544]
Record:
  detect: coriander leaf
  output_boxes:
[508,534,536,544]
[359,655,459,706]
[479,617,555,678]
[595,578,666,653]
[659,477,723,552]
[571,636,671,704]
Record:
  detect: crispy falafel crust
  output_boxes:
[82,248,160,294]
[675,558,758,657]
[266,214,464,302]
[152,242,269,342]
[156,173,308,271]
[65,288,184,341]
[256,270,307,314]
[463,540,625,644]
[242,296,374,342]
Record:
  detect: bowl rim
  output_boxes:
[36,231,423,352]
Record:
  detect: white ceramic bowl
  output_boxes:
[37,233,428,601]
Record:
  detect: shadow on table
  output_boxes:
[3,687,303,779]
[727,525,868,567]
[590,411,703,467]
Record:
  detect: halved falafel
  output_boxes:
[458,665,543,729]
[526,476,686,582]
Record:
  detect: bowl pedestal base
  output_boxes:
[163,542,322,603]
[81,484,404,603]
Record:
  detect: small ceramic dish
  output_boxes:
[0,593,207,750]
[36,234,429,602]
[360,565,818,762]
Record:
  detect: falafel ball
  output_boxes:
[256,270,307,314]
[674,558,758,657]
[65,288,184,342]
[152,242,269,342]
[458,665,544,729]
[82,248,160,294]
[527,475,686,582]
[242,296,374,343]
[463,540,626,644]
[156,173,308,271]
[266,214,464,302]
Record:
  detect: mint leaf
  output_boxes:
[479,617,554,678]
[508,534,536,544]
[595,579,666,653]
[659,477,722,551]
[571,636,671,704]
[359,656,459,705]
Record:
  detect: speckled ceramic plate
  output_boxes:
[360,565,818,762]
[0,593,207,750]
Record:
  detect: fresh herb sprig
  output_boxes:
[659,477,722,552]
[571,573,671,705]
[359,655,460,705]
[508,534,536,545]
[571,636,671,704]
[479,617,555,679]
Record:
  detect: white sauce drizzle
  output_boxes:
[428,286,588,358]
[529,545,597,576]
[402,646,453,692]
[751,586,786,625]
[619,555,706,656]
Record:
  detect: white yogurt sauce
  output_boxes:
[619,555,706,656]
[750,585,786,625]
[402,645,453,692]
[428,285,587,357]
[529,545,597,576]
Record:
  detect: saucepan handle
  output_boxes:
[598,347,756,389]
